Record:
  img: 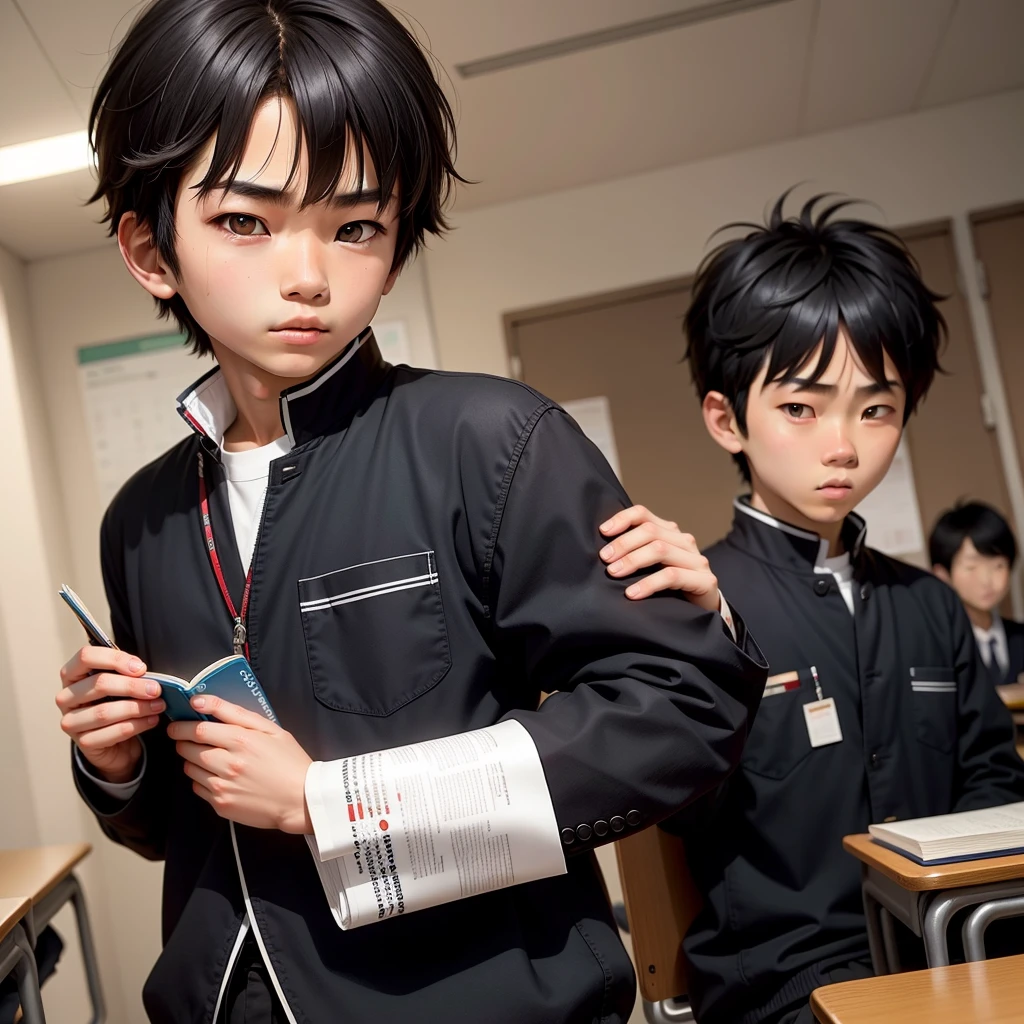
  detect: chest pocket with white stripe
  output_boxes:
[910,666,958,754]
[298,551,451,716]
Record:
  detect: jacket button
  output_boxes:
[869,753,880,768]
[593,820,609,837]
[576,824,593,842]
[610,816,626,832]
[813,579,830,597]
[561,828,576,846]
[626,810,641,827]
[860,582,874,601]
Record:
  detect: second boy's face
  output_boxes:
[947,538,1011,614]
[739,333,906,529]
[169,97,401,379]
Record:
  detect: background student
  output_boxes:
[931,501,1024,685]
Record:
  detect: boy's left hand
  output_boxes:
[599,505,721,611]
[168,696,313,834]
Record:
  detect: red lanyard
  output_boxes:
[197,450,252,658]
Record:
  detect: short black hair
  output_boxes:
[684,192,946,481]
[89,0,463,356]
[929,501,1018,571]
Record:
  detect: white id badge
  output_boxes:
[803,698,843,748]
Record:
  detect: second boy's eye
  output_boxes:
[337,221,379,244]
[862,405,894,420]
[219,214,268,236]
[783,403,814,419]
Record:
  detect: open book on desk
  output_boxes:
[869,802,1024,865]
[58,584,277,724]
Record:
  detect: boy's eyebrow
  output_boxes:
[214,181,387,210]
[783,378,903,396]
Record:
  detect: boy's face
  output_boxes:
[146,96,400,380]
[942,538,1011,614]
[723,332,906,529]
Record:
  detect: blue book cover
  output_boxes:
[59,584,277,724]
[871,837,1024,866]
[145,656,278,724]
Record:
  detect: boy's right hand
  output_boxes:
[57,646,165,784]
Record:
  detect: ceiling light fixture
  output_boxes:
[0,130,92,187]
[456,0,792,78]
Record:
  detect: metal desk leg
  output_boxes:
[0,924,47,1024]
[643,997,696,1023]
[879,907,902,974]
[32,874,105,1024]
[862,878,890,974]
[921,882,1024,967]
[962,894,1024,962]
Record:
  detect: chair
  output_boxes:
[615,825,702,1023]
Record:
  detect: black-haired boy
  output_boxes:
[931,502,1024,685]
[601,194,1024,1024]
[52,2,766,1022]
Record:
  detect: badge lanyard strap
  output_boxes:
[197,450,252,658]
[810,665,824,701]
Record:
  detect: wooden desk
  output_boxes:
[811,952,1024,1024]
[0,845,91,909]
[843,833,1024,972]
[0,845,103,1023]
[0,897,45,1024]
[0,898,31,951]
[842,833,1024,890]
[995,682,1024,710]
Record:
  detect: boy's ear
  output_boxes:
[702,391,745,456]
[381,263,402,297]
[117,212,178,300]
[932,564,952,584]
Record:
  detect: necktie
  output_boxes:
[989,636,1002,676]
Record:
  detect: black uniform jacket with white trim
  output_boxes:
[671,499,1024,1024]
[73,333,767,1024]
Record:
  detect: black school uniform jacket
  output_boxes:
[990,617,1024,685]
[674,499,1024,1024]
[72,332,767,1024]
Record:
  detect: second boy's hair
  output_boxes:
[930,502,1018,571]
[684,192,946,481]
[89,0,463,356]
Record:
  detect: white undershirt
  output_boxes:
[816,552,856,615]
[220,436,292,571]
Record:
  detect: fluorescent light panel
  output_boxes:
[456,0,792,78]
[0,130,92,187]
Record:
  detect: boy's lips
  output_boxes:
[271,319,329,346]
[818,480,854,500]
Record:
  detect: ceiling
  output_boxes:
[0,0,1022,260]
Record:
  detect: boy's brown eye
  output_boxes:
[337,221,378,243]
[225,214,264,235]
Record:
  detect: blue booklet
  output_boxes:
[59,584,277,724]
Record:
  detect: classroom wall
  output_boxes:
[0,242,128,1020]
[424,89,1024,377]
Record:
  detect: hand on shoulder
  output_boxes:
[599,505,721,612]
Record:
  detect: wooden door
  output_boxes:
[972,206,1024,479]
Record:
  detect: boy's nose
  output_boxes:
[282,237,330,302]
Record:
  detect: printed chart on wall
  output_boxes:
[561,396,622,481]
[854,438,926,559]
[77,333,210,505]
